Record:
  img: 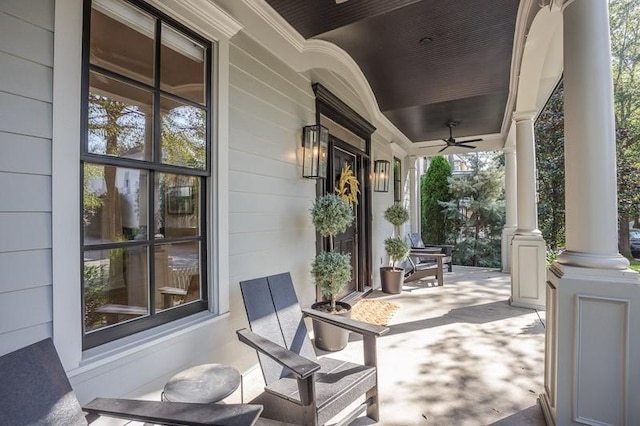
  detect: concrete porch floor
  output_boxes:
[242,266,547,425]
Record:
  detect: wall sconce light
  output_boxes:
[302,125,329,179]
[373,160,390,192]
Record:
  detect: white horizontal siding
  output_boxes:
[0,249,51,293]
[1,0,54,31]
[0,172,51,212]
[0,51,53,102]
[0,11,53,67]
[0,92,52,139]
[0,1,54,358]
[0,323,51,358]
[0,212,51,252]
[0,133,51,175]
[230,33,312,94]
[0,285,52,335]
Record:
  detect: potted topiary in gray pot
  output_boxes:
[380,204,410,294]
[310,193,355,351]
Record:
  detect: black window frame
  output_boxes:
[80,0,212,349]
[393,157,402,203]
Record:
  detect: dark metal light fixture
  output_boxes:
[302,125,329,179]
[373,160,390,192]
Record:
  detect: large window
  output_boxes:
[81,0,211,348]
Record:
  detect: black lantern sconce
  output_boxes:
[302,125,329,179]
[373,160,390,192]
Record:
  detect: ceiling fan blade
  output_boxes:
[438,145,449,153]
[457,144,475,149]
[442,139,450,143]
[459,138,483,144]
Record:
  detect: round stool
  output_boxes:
[162,363,241,403]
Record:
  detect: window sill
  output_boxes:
[68,310,229,378]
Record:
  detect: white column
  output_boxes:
[408,155,419,234]
[540,1,639,425]
[501,145,517,272]
[510,113,546,309]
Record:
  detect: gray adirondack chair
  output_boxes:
[408,232,454,272]
[237,272,389,426]
[0,338,262,426]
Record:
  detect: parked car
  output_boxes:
[630,229,640,258]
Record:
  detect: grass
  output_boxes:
[629,259,640,272]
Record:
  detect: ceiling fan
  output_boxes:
[437,121,482,153]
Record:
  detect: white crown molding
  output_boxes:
[502,0,537,139]
[148,0,243,40]
[240,0,414,152]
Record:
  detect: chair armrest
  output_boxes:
[83,398,263,426]
[409,250,445,258]
[301,308,389,337]
[236,328,320,380]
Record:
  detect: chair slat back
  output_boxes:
[240,273,316,386]
[408,232,425,248]
[0,339,88,426]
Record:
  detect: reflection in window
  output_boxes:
[88,72,153,160]
[160,23,205,105]
[160,97,206,169]
[84,247,149,332]
[83,164,148,244]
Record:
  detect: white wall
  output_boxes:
[0,0,55,356]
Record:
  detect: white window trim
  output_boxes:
[52,0,241,370]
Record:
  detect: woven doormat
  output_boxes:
[351,299,399,326]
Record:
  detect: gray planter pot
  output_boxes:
[311,301,351,352]
[380,267,404,294]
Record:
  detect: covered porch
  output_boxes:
[236,266,546,425]
[1,0,639,425]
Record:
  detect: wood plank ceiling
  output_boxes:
[265,0,521,144]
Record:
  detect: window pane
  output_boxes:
[90,0,155,85]
[83,164,149,245]
[160,96,206,169]
[155,174,200,238]
[161,23,206,105]
[156,242,201,311]
[89,72,154,160]
[84,246,149,333]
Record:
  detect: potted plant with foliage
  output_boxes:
[380,203,410,294]
[310,193,355,351]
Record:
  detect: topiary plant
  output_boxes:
[383,204,410,270]
[384,237,410,270]
[310,193,355,312]
[311,194,354,250]
[384,203,410,237]
[311,251,352,311]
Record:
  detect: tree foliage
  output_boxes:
[610,0,640,257]
[441,154,505,267]
[420,156,452,244]
[535,83,566,251]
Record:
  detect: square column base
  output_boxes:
[511,234,546,310]
[541,263,640,426]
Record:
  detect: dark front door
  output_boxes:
[332,145,358,298]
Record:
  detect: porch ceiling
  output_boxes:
[265,0,522,146]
